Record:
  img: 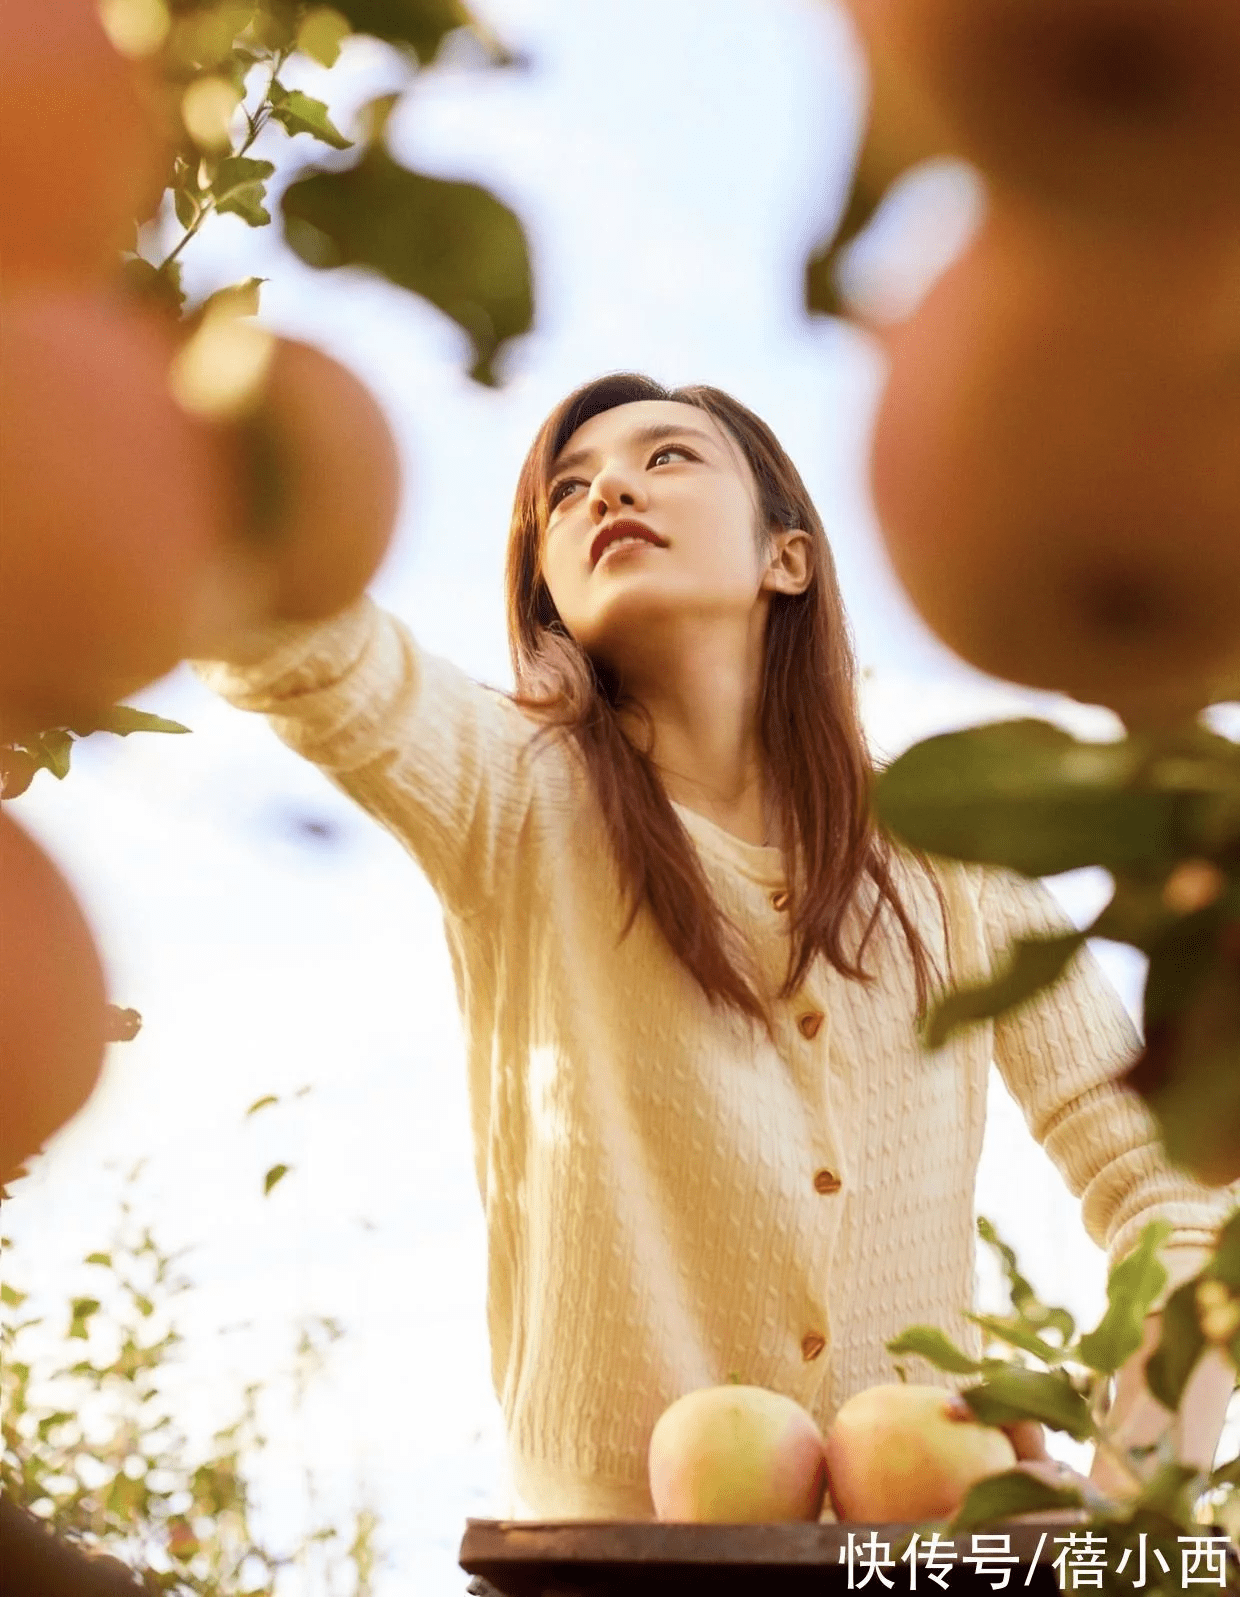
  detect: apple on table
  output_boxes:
[648,1380,1025,1525]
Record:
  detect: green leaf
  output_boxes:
[297,5,352,67]
[1124,946,1240,1179]
[282,139,533,384]
[194,276,266,325]
[1075,1221,1173,1375]
[263,1163,290,1195]
[1208,1210,1240,1292]
[967,1313,1068,1365]
[69,1297,102,1339]
[885,1325,987,1375]
[246,1095,279,1117]
[0,1283,27,1308]
[213,156,276,227]
[924,931,1086,1049]
[269,82,352,149]
[1144,1280,1207,1411]
[84,1253,112,1268]
[36,1411,78,1443]
[174,184,199,229]
[94,705,191,736]
[119,254,186,317]
[948,1467,1084,1537]
[330,0,471,64]
[1136,1460,1205,1522]
[34,729,74,780]
[191,1459,241,1516]
[962,1367,1096,1442]
[978,1216,1076,1343]
[978,1216,1038,1315]
[1143,914,1232,1030]
[873,720,1178,876]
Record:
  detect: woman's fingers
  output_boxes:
[1003,1417,1051,1461]
[1010,1457,1114,1522]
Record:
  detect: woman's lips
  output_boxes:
[589,518,665,569]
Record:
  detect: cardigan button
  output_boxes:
[797,1010,824,1040]
[801,1331,826,1361]
[770,889,790,912]
[813,1168,841,1195]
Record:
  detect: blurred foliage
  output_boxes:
[113,0,533,381]
[889,1215,1240,1592]
[283,131,532,384]
[0,707,189,799]
[1,1164,376,1595]
[872,716,1240,1180]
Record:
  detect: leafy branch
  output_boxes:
[119,0,533,382]
[887,1215,1240,1593]
[873,715,1240,1178]
[1,1162,380,1594]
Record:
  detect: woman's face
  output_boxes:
[540,400,798,669]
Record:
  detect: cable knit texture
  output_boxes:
[192,596,1232,1522]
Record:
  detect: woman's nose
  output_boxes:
[589,464,644,517]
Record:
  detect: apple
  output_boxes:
[242,337,401,624]
[0,0,173,284]
[825,1384,1016,1522]
[648,1383,828,1523]
[0,812,108,1187]
[870,201,1240,725]
[0,288,245,738]
[849,0,1240,224]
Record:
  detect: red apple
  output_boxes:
[826,1385,1017,1522]
[870,202,1240,724]
[851,0,1240,223]
[0,812,108,1185]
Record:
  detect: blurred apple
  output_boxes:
[0,0,173,284]
[0,812,108,1186]
[648,1384,828,1523]
[245,338,401,623]
[0,289,248,738]
[850,0,1240,223]
[870,201,1240,725]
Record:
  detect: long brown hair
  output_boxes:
[505,372,946,1025]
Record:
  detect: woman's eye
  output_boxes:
[548,478,581,508]
[651,446,691,467]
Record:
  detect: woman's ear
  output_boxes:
[761,529,813,596]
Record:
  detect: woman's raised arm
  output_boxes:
[190,596,547,919]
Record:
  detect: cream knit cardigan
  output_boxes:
[193,595,1231,1521]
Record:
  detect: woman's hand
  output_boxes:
[1001,1417,1112,1519]
[1002,1416,1051,1467]
[945,1401,1110,1521]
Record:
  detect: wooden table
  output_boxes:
[458,1519,1090,1595]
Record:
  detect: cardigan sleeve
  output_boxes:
[978,868,1234,1301]
[189,595,545,919]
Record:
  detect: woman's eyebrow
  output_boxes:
[549,421,719,480]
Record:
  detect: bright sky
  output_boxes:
[8,2,1228,1592]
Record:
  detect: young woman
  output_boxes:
[194,372,1232,1523]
